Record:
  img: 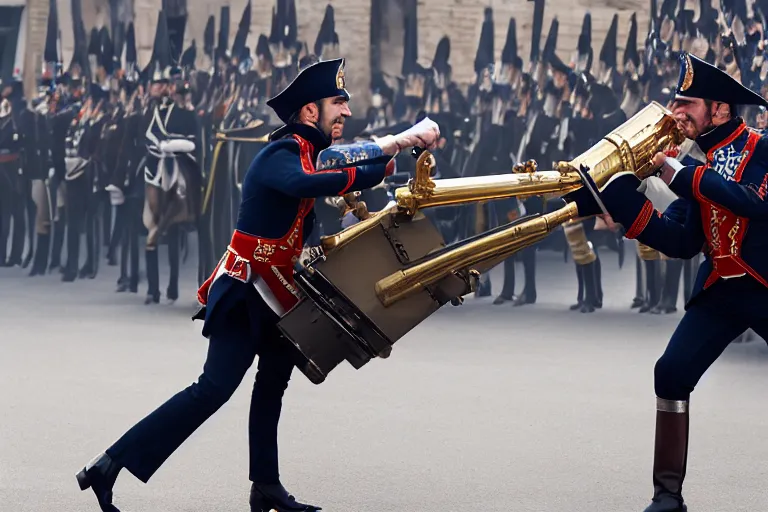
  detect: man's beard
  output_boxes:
[314,102,344,141]
[679,112,713,138]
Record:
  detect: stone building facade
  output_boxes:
[19,0,647,102]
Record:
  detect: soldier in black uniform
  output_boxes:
[28,75,55,277]
[106,22,143,293]
[5,77,42,270]
[47,72,77,272]
[60,73,91,282]
[76,53,438,512]
[141,12,201,305]
[26,3,59,275]
[510,17,562,306]
[0,85,23,267]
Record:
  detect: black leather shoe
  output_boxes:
[650,305,677,315]
[643,496,687,512]
[493,294,516,305]
[75,452,122,512]
[513,291,536,307]
[250,482,322,512]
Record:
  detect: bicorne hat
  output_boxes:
[676,52,768,107]
[266,57,350,123]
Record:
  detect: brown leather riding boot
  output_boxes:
[643,398,689,512]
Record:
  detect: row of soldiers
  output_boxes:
[3,0,768,317]
[336,0,768,317]
[0,0,317,304]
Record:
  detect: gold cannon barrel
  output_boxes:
[374,101,684,307]
[375,203,578,306]
[393,101,684,215]
[395,171,583,214]
[567,100,684,187]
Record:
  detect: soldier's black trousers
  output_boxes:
[118,198,142,290]
[145,225,181,301]
[654,277,768,401]
[64,177,88,274]
[106,309,295,484]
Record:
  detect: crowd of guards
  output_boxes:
[2,0,768,323]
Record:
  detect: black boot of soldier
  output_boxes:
[80,207,100,279]
[145,249,161,305]
[640,260,661,313]
[49,215,65,271]
[594,256,603,309]
[494,256,517,304]
[580,261,598,314]
[474,272,492,298]
[631,254,645,309]
[643,399,689,512]
[75,452,123,512]
[569,263,584,310]
[513,246,537,306]
[29,234,50,276]
[250,482,321,512]
[652,260,682,315]
[21,231,34,269]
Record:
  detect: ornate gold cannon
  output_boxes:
[277,101,684,384]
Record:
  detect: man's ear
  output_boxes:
[713,101,729,120]
[301,102,319,123]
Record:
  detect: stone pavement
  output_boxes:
[1,248,767,511]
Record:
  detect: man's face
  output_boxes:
[149,83,167,98]
[757,110,768,129]
[671,97,720,139]
[317,96,351,140]
[552,70,567,89]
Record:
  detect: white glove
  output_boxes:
[106,185,125,206]
[159,139,195,154]
[377,117,441,155]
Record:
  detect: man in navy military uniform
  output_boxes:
[566,52,768,512]
[75,57,440,512]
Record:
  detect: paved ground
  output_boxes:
[1,244,767,512]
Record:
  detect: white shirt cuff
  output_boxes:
[665,156,684,184]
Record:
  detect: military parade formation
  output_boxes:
[2,0,766,319]
[4,0,768,510]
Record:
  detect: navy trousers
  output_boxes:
[106,301,295,484]
[654,276,768,401]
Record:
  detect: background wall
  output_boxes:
[24,0,648,101]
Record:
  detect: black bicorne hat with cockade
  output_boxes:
[266,57,350,123]
[676,52,768,107]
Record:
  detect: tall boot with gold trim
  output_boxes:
[643,398,689,512]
